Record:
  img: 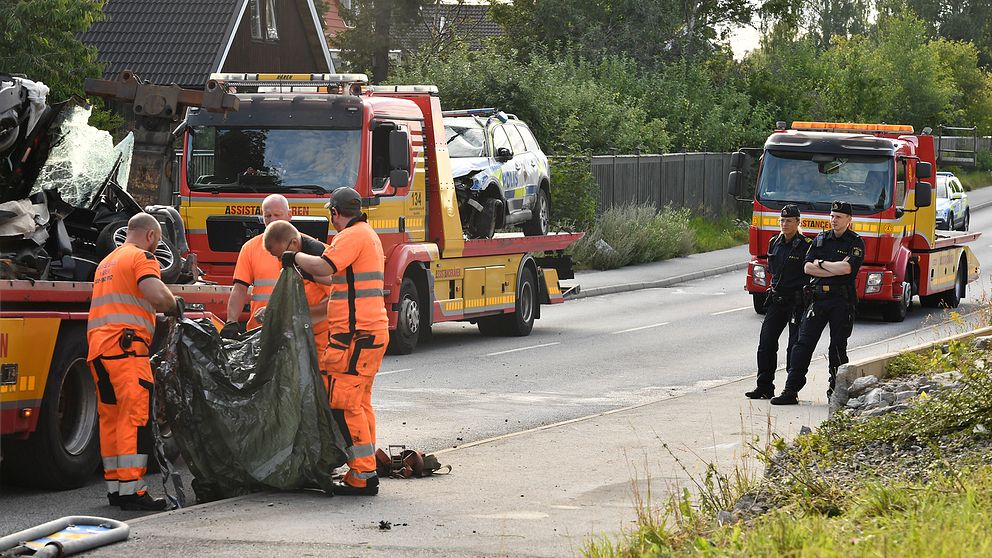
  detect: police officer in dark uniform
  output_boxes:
[745,204,812,399]
[771,201,865,405]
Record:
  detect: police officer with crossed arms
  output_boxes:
[772,201,865,405]
[746,204,811,400]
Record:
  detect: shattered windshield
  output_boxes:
[757,150,892,213]
[187,127,361,192]
[33,104,134,207]
[445,124,486,158]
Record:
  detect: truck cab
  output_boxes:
[730,121,981,322]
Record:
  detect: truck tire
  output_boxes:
[941,258,967,308]
[468,197,499,239]
[97,219,182,283]
[882,278,911,322]
[2,327,100,489]
[387,278,422,355]
[522,188,550,236]
[752,293,768,315]
[476,267,538,337]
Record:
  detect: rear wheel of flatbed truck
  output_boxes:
[477,267,537,336]
[2,326,100,489]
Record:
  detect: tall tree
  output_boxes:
[332,0,427,83]
[884,0,992,67]
[490,0,754,66]
[0,0,105,102]
[758,0,871,48]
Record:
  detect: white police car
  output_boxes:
[935,171,970,231]
[443,109,550,239]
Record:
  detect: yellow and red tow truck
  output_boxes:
[729,121,981,321]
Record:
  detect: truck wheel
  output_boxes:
[2,329,100,489]
[468,198,499,239]
[752,293,768,315]
[941,258,966,308]
[882,279,911,322]
[477,267,538,337]
[387,278,422,355]
[522,189,550,236]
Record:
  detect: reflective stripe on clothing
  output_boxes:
[105,479,120,493]
[349,470,378,480]
[87,313,156,332]
[346,443,376,460]
[117,454,148,469]
[87,243,161,361]
[118,479,148,496]
[329,288,383,300]
[103,456,119,470]
[233,234,282,330]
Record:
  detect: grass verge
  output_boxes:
[585,338,992,557]
[569,203,747,270]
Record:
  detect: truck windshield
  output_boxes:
[187,126,361,192]
[445,124,486,158]
[757,150,892,213]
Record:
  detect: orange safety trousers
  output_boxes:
[321,329,388,488]
[88,337,154,497]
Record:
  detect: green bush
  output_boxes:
[569,204,694,270]
[549,156,598,231]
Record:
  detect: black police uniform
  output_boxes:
[779,204,865,399]
[749,213,812,398]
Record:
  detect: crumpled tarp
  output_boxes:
[154,269,347,502]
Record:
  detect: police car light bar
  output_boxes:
[791,121,915,134]
[441,108,498,117]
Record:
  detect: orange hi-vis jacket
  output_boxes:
[320,216,388,334]
[87,243,161,361]
[233,234,280,330]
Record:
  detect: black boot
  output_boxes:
[827,367,838,399]
[118,491,168,511]
[745,387,774,400]
[107,492,120,506]
[770,390,799,406]
[332,477,379,496]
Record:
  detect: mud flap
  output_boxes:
[538,267,563,305]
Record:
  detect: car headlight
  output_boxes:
[753,264,767,287]
[865,272,883,294]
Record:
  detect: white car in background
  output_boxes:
[935,171,970,231]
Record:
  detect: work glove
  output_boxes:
[166,296,185,319]
[220,321,243,339]
[281,251,298,269]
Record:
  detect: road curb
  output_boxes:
[567,260,748,300]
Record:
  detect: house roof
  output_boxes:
[80,0,244,88]
[81,0,333,89]
[396,4,502,51]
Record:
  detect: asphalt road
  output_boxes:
[4,209,992,536]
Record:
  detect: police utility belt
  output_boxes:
[768,289,803,305]
[804,283,851,300]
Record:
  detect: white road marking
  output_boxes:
[377,368,413,376]
[611,322,671,335]
[486,342,560,356]
[711,306,752,316]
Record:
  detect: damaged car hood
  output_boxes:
[450,157,501,191]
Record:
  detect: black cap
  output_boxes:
[830,201,853,215]
[325,187,363,213]
[780,204,800,218]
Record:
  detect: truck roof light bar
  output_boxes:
[792,121,915,134]
[368,85,439,94]
[209,73,369,94]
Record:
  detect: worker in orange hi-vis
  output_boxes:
[262,220,332,354]
[224,194,292,334]
[87,213,182,511]
[286,187,388,496]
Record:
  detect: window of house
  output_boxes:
[265,0,279,40]
[249,0,262,40]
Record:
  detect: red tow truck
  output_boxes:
[729,121,981,321]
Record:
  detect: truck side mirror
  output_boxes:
[389,129,411,172]
[915,182,932,208]
[916,162,932,179]
[495,147,513,162]
[730,152,744,170]
[727,170,742,197]
[390,169,410,189]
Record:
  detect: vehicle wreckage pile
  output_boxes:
[0,74,194,283]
